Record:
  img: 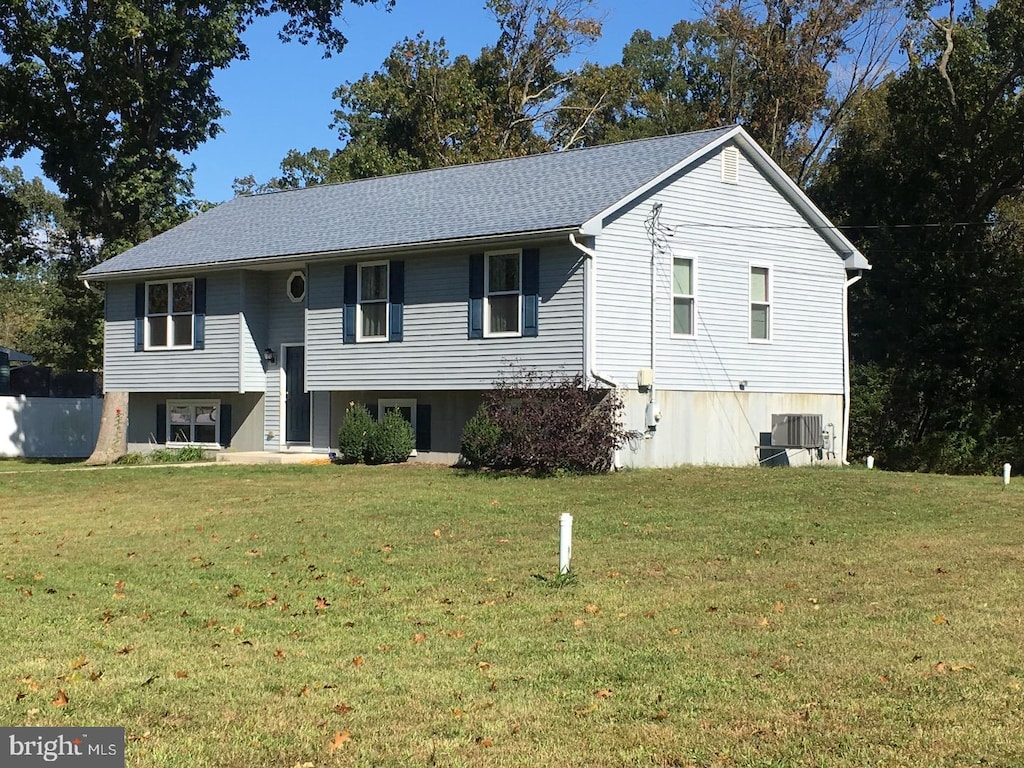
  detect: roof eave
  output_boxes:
[78,226,580,281]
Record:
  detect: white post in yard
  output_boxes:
[1003,463,1011,487]
[866,455,875,470]
[559,513,573,575]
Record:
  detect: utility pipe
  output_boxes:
[559,513,573,575]
[841,272,863,465]
[568,232,620,389]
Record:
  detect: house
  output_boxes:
[80,125,869,468]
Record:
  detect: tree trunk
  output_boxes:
[85,390,129,465]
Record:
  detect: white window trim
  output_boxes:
[166,399,220,447]
[286,270,307,303]
[749,262,773,343]
[670,255,698,339]
[145,278,195,351]
[377,398,417,457]
[484,248,523,338]
[357,260,389,342]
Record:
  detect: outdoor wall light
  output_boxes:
[263,347,276,365]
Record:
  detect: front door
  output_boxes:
[284,345,310,444]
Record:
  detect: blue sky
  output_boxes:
[9,1,698,204]
[185,0,698,202]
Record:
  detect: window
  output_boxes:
[750,265,772,341]
[358,261,389,341]
[343,261,403,344]
[672,257,695,337]
[287,270,306,303]
[146,279,194,349]
[486,250,521,336]
[167,400,219,445]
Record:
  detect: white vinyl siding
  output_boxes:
[306,245,583,391]
[594,142,847,395]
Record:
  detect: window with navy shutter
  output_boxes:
[345,261,404,343]
[137,277,205,350]
[470,248,539,338]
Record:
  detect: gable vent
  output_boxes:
[721,146,740,184]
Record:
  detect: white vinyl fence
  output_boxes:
[0,396,103,458]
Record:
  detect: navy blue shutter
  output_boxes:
[219,404,232,448]
[468,254,484,339]
[415,404,431,452]
[522,248,539,337]
[155,403,167,444]
[134,283,145,351]
[194,278,207,350]
[343,265,357,344]
[389,261,404,342]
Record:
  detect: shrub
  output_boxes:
[459,407,502,467]
[338,403,374,463]
[461,370,637,474]
[365,408,415,464]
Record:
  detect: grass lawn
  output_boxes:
[1,463,1021,767]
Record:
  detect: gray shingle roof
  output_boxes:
[82,126,737,278]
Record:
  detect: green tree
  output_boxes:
[248,0,604,190]
[560,0,903,183]
[816,0,1024,472]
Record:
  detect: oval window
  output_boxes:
[287,271,306,303]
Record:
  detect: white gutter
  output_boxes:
[841,272,863,465]
[568,232,620,389]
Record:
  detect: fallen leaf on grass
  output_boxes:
[15,691,26,702]
[174,670,188,679]
[274,648,286,659]
[52,690,69,707]
[475,736,493,747]
[758,617,771,628]
[933,615,948,625]
[117,645,134,655]
[327,730,351,753]
[315,596,330,611]
[299,685,310,697]
[773,602,786,613]
[69,656,88,670]
[332,703,353,715]
[433,529,442,538]
[352,656,364,667]
[412,633,427,644]
[585,604,600,615]
[575,703,598,717]
[595,689,613,698]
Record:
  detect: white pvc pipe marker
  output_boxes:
[559,513,573,575]
[1004,463,1011,486]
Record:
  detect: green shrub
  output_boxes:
[459,407,501,467]
[115,452,143,465]
[365,408,415,464]
[338,403,374,463]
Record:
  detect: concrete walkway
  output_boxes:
[215,451,333,465]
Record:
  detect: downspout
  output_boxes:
[568,232,620,389]
[841,272,863,465]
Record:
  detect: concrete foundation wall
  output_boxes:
[616,389,844,468]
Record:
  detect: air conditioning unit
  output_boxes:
[771,414,823,449]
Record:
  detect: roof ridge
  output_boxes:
[240,125,739,201]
